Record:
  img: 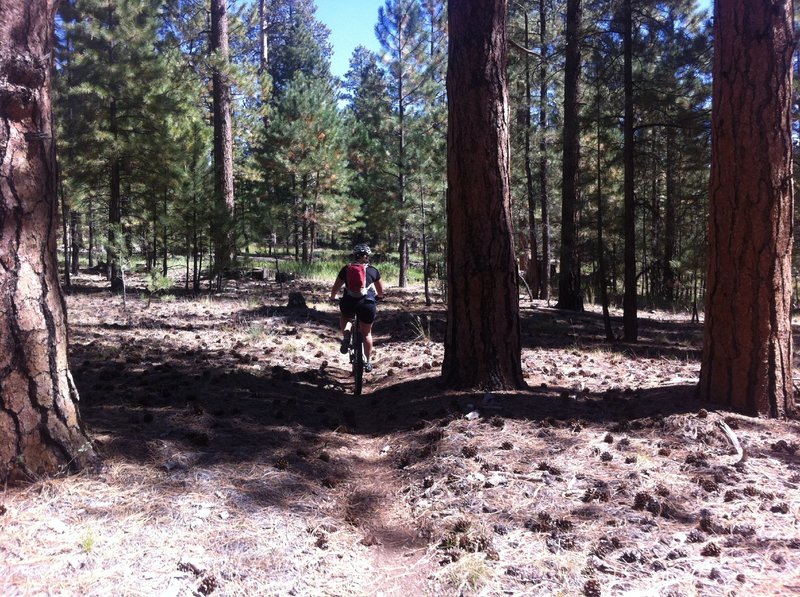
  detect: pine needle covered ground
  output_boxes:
[2,273,799,596]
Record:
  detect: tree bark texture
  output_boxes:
[70,209,80,276]
[699,0,795,417]
[622,0,637,340]
[537,0,551,301]
[442,0,525,391]
[211,0,235,279]
[556,0,583,311]
[522,11,539,295]
[0,0,96,481]
[663,127,677,305]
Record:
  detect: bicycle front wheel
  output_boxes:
[353,329,364,396]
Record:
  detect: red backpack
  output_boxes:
[345,263,368,297]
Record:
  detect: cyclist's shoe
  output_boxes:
[339,335,350,354]
[364,361,373,373]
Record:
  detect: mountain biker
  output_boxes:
[329,244,384,372]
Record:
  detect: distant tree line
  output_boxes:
[52,0,723,309]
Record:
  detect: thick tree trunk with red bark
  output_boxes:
[211,0,235,281]
[442,0,525,391]
[0,0,97,481]
[699,0,795,417]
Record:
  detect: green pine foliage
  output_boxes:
[50,0,729,314]
[375,0,446,287]
[267,0,333,95]
[342,47,395,244]
[55,0,211,284]
[262,72,355,264]
[252,0,358,264]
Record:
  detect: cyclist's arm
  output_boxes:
[374,279,385,300]
[330,276,344,301]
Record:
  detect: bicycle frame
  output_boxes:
[347,313,365,396]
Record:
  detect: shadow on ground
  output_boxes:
[70,282,714,515]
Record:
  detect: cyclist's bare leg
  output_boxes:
[360,321,374,361]
[340,314,352,338]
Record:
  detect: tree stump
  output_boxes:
[287,292,307,309]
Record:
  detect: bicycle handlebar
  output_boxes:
[329,294,386,302]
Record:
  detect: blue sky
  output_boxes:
[316,0,386,80]
[316,0,713,81]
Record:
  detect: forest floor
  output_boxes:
[2,272,800,596]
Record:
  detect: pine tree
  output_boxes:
[573,0,711,318]
[508,0,561,302]
[376,0,431,287]
[699,0,795,417]
[210,0,236,284]
[264,72,353,263]
[55,0,177,291]
[633,0,711,307]
[414,0,447,303]
[343,46,394,243]
[556,0,584,311]
[266,0,332,95]
[257,0,339,256]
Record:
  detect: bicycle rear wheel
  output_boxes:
[353,328,364,396]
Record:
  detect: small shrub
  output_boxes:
[80,531,95,553]
[146,273,173,306]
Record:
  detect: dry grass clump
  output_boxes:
[438,552,494,594]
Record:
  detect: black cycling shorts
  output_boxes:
[339,295,377,324]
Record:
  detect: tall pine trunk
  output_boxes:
[0,0,97,481]
[663,127,677,306]
[108,86,123,292]
[87,195,95,268]
[108,152,123,292]
[211,0,235,284]
[397,86,408,288]
[556,0,583,311]
[622,0,637,339]
[70,209,80,276]
[699,0,795,417]
[162,188,168,277]
[522,11,539,295]
[595,92,613,341]
[538,0,551,301]
[442,0,525,391]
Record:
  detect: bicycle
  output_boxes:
[332,295,382,396]
[345,312,366,396]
